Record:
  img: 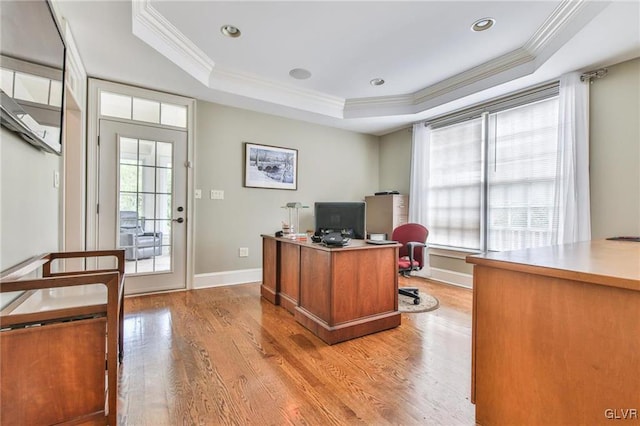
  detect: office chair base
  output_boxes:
[399,287,421,305]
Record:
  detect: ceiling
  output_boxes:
[54,0,640,136]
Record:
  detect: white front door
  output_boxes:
[98,119,188,294]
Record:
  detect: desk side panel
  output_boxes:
[279,242,300,313]
[474,265,640,426]
[299,246,331,322]
[332,246,397,324]
[261,237,279,304]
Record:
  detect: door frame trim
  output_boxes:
[87,78,196,290]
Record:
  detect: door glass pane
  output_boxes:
[140,166,156,193]
[120,137,138,159]
[139,193,155,221]
[139,140,156,166]
[156,246,171,272]
[156,194,172,220]
[158,220,172,245]
[119,193,138,213]
[118,137,173,275]
[156,168,172,194]
[156,142,173,167]
[119,164,138,192]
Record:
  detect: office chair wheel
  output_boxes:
[414,297,421,305]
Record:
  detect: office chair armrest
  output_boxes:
[406,241,427,263]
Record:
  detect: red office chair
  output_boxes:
[392,223,428,305]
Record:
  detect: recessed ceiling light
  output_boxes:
[370,78,385,86]
[471,18,495,32]
[289,68,312,80]
[220,25,241,38]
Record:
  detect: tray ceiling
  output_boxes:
[54,0,640,135]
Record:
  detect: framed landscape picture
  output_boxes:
[244,142,298,190]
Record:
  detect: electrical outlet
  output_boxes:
[211,189,224,200]
[195,189,202,199]
[238,247,249,257]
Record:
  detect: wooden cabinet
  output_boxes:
[467,240,640,426]
[261,236,401,344]
[365,194,408,239]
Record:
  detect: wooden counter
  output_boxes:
[262,235,401,344]
[467,240,640,426]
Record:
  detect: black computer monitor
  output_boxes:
[314,202,366,239]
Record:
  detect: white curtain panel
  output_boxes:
[409,123,431,274]
[553,72,592,244]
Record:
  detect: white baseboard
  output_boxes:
[423,267,473,288]
[193,268,262,289]
[193,266,472,290]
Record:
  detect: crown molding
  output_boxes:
[131,0,603,121]
[209,67,345,118]
[344,0,601,118]
[525,0,587,54]
[131,0,214,86]
[343,94,417,117]
[132,0,345,117]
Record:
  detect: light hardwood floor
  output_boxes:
[119,276,475,425]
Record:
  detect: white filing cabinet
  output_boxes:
[365,194,408,239]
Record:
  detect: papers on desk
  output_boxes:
[365,239,397,245]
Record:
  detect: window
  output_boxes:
[426,94,560,252]
[99,91,187,129]
[428,118,482,249]
[487,98,559,251]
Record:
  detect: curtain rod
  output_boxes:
[580,67,608,83]
[418,80,560,129]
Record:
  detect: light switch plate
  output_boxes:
[238,247,249,257]
[211,189,224,200]
[195,189,202,199]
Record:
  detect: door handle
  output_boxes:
[172,217,184,223]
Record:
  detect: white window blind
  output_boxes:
[425,94,560,252]
[487,97,559,251]
[427,118,483,250]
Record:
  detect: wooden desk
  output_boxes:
[262,236,401,344]
[466,240,640,426]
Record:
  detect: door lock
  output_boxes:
[173,217,184,223]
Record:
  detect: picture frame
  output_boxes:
[244,142,298,190]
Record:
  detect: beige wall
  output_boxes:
[379,127,412,195]
[1,129,61,270]
[3,57,635,282]
[194,101,380,274]
[589,57,640,238]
